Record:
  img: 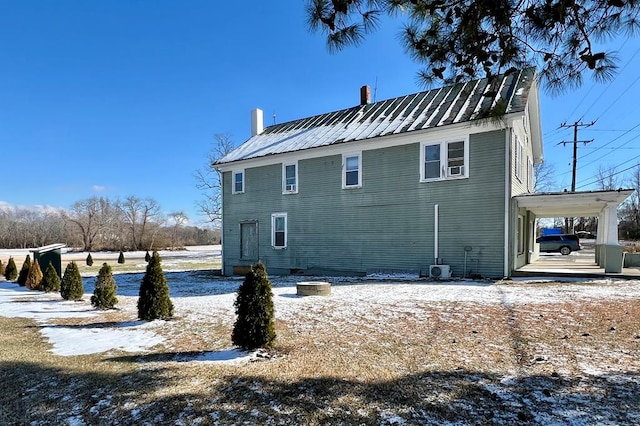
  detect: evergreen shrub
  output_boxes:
[117,251,125,264]
[231,262,276,350]
[4,257,18,281]
[145,251,151,262]
[137,250,173,320]
[40,261,61,292]
[25,260,43,290]
[0,260,5,276]
[91,263,118,309]
[61,261,84,301]
[17,255,31,286]
[86,253,93,266]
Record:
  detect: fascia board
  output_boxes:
[216,117,519,172]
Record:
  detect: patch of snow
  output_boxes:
[2,267,640,361]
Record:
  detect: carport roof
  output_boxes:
[515,189,634,217]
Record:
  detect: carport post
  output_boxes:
[601,203,623,273]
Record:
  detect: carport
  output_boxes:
[514,189,634,274]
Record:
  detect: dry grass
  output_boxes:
[2,279,640,425]
[623,242,640,253]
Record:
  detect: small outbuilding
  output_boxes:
[30,244,66,278]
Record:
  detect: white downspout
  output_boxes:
[434,204,439,263]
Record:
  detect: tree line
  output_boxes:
[0,196,219,251]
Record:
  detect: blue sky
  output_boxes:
[1,1,638,225]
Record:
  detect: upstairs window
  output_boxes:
[271,213,287,249]
[447,141,465,176]
[424,144,441,179]
[343,153,362,188]
[515,134,523,181]
[282,162,298,194]
[232,170,244,194]
[421,139,468,181]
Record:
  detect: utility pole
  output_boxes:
[558,120,595,192]
[558,120,595,233]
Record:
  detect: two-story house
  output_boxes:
[215,68,542,278]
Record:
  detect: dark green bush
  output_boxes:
[145,251,151,262]
[60,261,84,301]
[137,250,173,321]
[4,257,18,281]
[91,263,118,309]
[40,261,61,292]
[231,262,276,350]
[25,260,43,290]
[17,255,31,287]
[117,251,125,264]
[86,253,93,266]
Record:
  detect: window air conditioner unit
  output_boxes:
[285,184,296,192]
[429,265,451,279]
[448,166,464,177]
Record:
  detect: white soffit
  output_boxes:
[515,189,634,217]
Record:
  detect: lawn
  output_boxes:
[1,255,639,425]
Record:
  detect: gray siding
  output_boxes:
[222,130,507,278]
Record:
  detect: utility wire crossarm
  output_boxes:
[558,120,596,192]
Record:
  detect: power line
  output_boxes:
[578,124,640,167]
[577,44,640,122]
[576,155,640,190]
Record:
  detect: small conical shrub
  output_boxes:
[231,262,276,350]
[60,261,84,301]
[40,261,61,292]
[17,255,31,286]
[117,251,125,264]
[0,260,5,277]
[25,260,43,290]
[144,251,151,262]
[137,250,173,321]
[91,263,118,309]
[4,257,18,281]
[86,253,93,266]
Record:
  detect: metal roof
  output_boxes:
[29,243,67,254]
[218,68,537,165]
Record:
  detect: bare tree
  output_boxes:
[595,164,619,190]
[619,164,640,240]
[534,162,556,193]
[118,196,161,250]
[168,211,189,248]
[194,133,235,226]
[64,197,113,251]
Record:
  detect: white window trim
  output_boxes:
[342,152,362,189]
[271,212,287,249]
[515,134,523,181]
[419,138,469,182]
[232,169,244,194]
[282,161,298,194]
[517,215,525,255]
[527,157,534,192]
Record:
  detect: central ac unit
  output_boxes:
[429,264,451,279]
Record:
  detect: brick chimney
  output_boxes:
[251,108,264,136]
[360,85,370,105]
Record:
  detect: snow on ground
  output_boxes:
[1,272,640,360]
[3,264,640,425]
